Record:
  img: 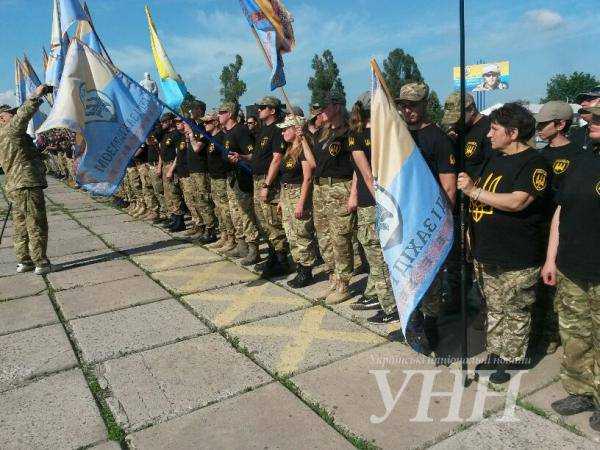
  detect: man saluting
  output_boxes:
[0,83,53,275]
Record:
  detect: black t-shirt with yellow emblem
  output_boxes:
[279,150,305,185]
[160,130,185,164]
[223,123,255,192]
[541,141,581,200]
[252,122,286,176]
[349,129,375,207]
[470,148,550,269]
[207,131,230,179]
[556,153,600,281]
[464,115,492,178]
[313,128,354,179]
[410,123,457,177]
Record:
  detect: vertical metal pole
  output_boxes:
[459,0,469,385]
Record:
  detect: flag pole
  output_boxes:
[82,2,114,65]
[370,59,394,104]
[458,0,470,386]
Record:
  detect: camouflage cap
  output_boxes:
[200,110,219,122]
[218,101,239,115]
[309,102,323,120]
[256,96,281,108]
[276,115,306,129]
[442,92,476,125]
[160,112,176,122]
[0,104,17,114]
[324,89,346,106]
[356,91,371,109]
[579,105,600,115]
[397,82,429,102]
[575,86,600,104]
[535,101,573,123]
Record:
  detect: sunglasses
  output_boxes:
[536,121,552,131]
[257,105,271,110]
[483,72,498,77]
[246,120,257,125]
[217,110,229,115]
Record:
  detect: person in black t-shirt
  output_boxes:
[218,101,259,259]
[397,82,457,352]
[276,115,318,288]
[312,89,357,304]
[458,102,550,383]
[569,87,600,151]
[541,108,600,429]
[345,94,397,325]
[442,91,492,178]
[248,96,288,272]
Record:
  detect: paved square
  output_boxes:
[96,334,272,431]
[70,299,209,363]
[183,282,311,329]
[0,324,76,391]
[132,245,223,273]
[0,369,107,449]
[55,275,171,319]
[0,273,47,300]
[0,294,58,335]
[127,382,353,450]
[153,261,259,295]
[47,258,144,291]
[227,306,386,376]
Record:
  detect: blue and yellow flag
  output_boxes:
[38,40,162,196]
[239,0,295,91]
[16,57,47,135]
[59,0,87,35]
[145,5,188,110]
[45,0,68,87]
[370,60,454,351]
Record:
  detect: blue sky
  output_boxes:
[1,0,599,110]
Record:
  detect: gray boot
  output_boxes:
[240,243,260,266]
[225,239,248,258]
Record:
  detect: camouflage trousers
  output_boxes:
[280,183,316,267]
[357,206,395,314]
[226,177,259,244]
[147,163,167,213]
[57,153,70,179]
[180,172,216,228]
[474,262,539,362]
[211,177,235,239]
[556,271,600,405]
[313,180,356,283]
[253,176,287,252]
[125,166,143,205]
[9,188,49,267]
[137,163,160,213]
[162,166,184,215]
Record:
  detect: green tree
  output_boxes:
[219,54,247,104]
[427,91,444,125]
[542,72,599,103]
[382,48,423,98]
[307,49,346,105]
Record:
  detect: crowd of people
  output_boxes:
[1,80,599,429]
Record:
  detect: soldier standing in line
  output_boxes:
[251,96,289,274]
[569,86,600,151]
[218,101,259,260]
[0,84,53,275]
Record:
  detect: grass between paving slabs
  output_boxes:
[43,277,126,445]
[516,398,586,438]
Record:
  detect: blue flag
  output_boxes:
[370,65,454,352]
[15,57,47,135]
[38,40,162,196]
[59,0,87,34]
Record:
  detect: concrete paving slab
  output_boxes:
[524,381,600,443]
[0,368,107,449]
[0,246,16,263]
[47,234,108,258]
[121,241,193,257]
[292,343,511,449]
[56,275,171,319]
[227,306,386,376]
[47,258,144,291]
[127,382,353,450]
[332,299,401,338]
[430,407,597,449]
[96,334,272,431]
[71,299,208,363]
[132,245,224,273]
[90,441,122,450]
[183,282,311,329]
[0,273,47,300]
[71,208,125,218]
[0,294,58,335]
[0,261,17,278]
[153,261,259,296]
[0,324,76,392]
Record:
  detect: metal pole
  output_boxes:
[459,0,469,385]
[0,203,12,246]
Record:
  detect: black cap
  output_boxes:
[575,86,600,104]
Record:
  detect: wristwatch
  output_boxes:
[261,182,271,189]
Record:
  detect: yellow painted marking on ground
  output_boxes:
[232,307,385,374]
[136,247,207,271]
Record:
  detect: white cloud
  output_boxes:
[0,90,15,106]
[524,9,564,30]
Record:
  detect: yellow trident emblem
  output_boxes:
[596,181,600,197]
[284,156,296,170]
[552,159,570,174]
[329,142,342,156]
[470,173,502,223]
[465,141,477,158]
[532,169,548,191]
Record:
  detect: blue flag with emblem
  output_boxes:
[38,39,162,196]
[15,57,47,135]
[370,60,454,352]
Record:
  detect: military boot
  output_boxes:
[241,243,260,266]
[287,265,314,288]
[199,227,218,245]
[184,224,202,237]
[169,214,186,232]
[590,411,600,432]
[161,214,176,229]
[208,234,228,249]
[225,239,247,258]
[145,210,159,222]
[423,315,439,352]
[551,395,596,416]
[324,279,351,304]
[218,236,237,252]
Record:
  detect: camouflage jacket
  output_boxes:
[0,98,47,193]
